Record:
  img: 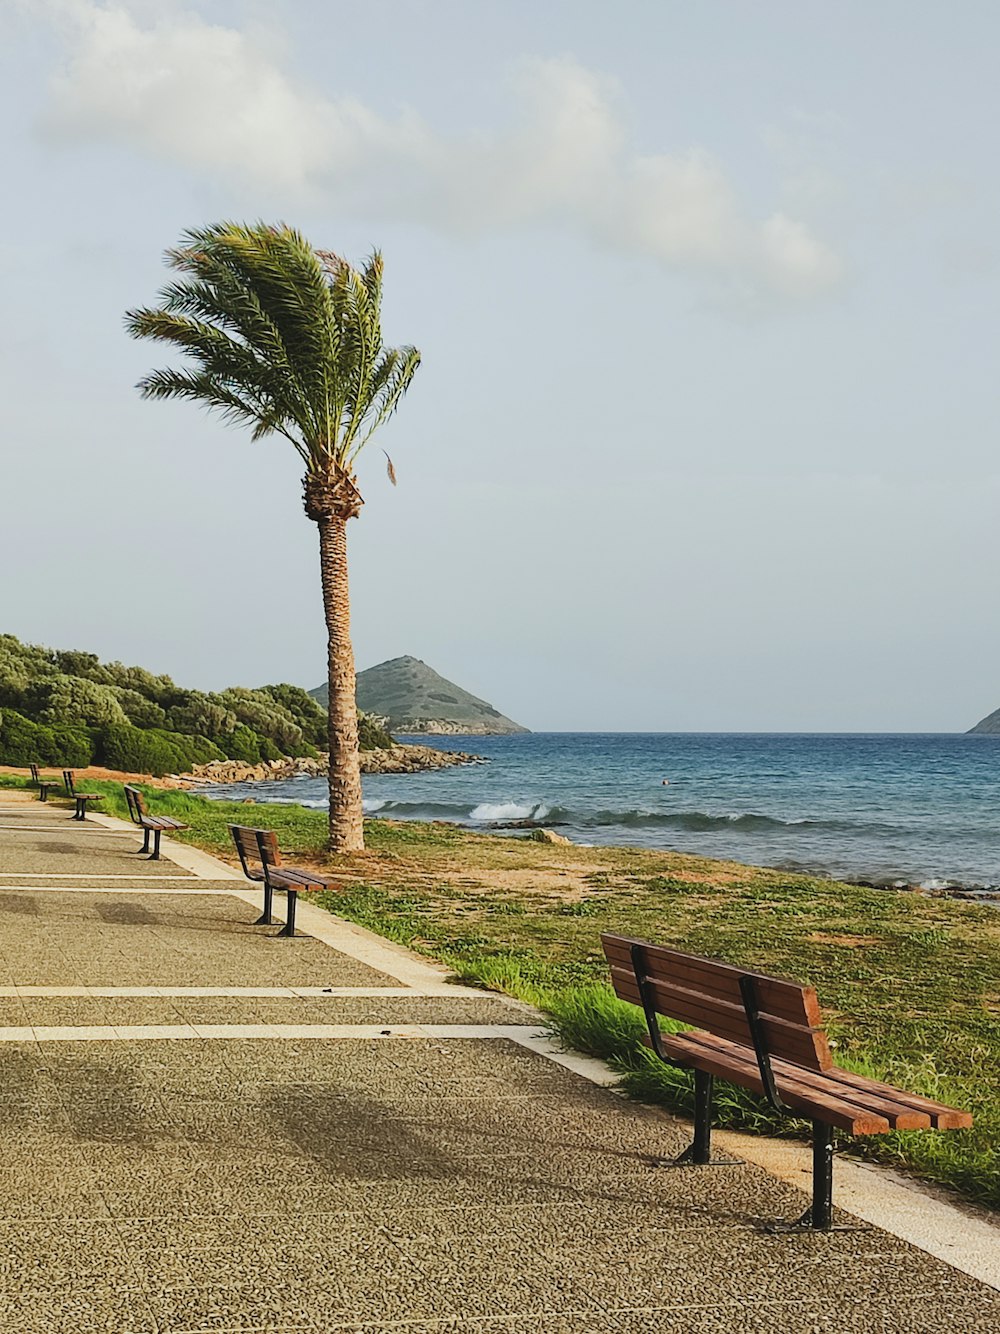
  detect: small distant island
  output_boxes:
[311,655,528,736]
[967,708,1000,734]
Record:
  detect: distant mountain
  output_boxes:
[311,656,528,735]
[968,708,1000,734]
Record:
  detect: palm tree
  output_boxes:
[126,222,420,851]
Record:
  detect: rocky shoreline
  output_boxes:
[179,743,485,787]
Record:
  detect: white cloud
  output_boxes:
[35,1,843,299]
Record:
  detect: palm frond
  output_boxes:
[127,221,420,487]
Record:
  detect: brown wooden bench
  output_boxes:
[29,763,62,802]
[228,824,334,937]
[63,771,104,821]
[602,933,972,1231]
[123,785,188,860]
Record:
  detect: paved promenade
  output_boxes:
[0,790,997,1332]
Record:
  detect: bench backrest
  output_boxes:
[63,770,76,795]
[29,763,41,784]
[123,785,147,825]
[228,824,281,882]
[602,933,832,1072]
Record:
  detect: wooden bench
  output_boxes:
[229,824,334,937]
[62,771,104,821]
[602,933,972,1231]
[29,763,63,802]
[123,785,188,860]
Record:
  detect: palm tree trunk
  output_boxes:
[317,514,364,852]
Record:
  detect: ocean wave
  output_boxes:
[469,801,550,823]
[531,806,874,835]
[362,798,880,837]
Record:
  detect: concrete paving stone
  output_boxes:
[120,1218,403,1291]
[0,1219,141,1279]
[0,1281,157,1334]
[23,999,115,1026]
[682,1290,1000,1334]
[0,892,398,987]
[0,998,29,1026]
[16,995,531,1027]
[511,1224,991,1314]
[0,1162,109,1221]
[0,849,176,877]
[145,1262,561,1330]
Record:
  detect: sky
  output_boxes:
[1,0,999,732]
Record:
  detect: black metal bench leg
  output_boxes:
[149,829,161,861]
[809,1119,834,1230]
[692,1070,713,1163]
[74,799,84,820]
[140,828,150,854]
[279,889,298,937]
[254,879,274,926]
[655,1071,741,1169]
[39,787,47,803]
[760,1120,867,1233]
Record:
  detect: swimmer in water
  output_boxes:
[661,779,670,786]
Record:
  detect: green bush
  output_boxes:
[97,723,176,776]
[220,723,263,764]
[359,710,395,750]
[0,635,334,767]
[0,708,92,767]
[114,688,168,729]
[95,723,226,776]
[260,683,328,749]
[42,674,129,729]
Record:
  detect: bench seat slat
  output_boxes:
[608,965,832,1071]
[652,1030,893,1135]
[602,934,821,1027]
[655,1028,952,1132]
[668,1033,933,1129]
[268,867,330,889]
[805,1065,974,1130]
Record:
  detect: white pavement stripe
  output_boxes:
[0,1022,540,1043]
[0,886,235,894]
[0,826,136,836]
[0,873,201,879]
[2,986,454,998]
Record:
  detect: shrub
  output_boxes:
[359,711,395,750]
[42,675,129,728]
[220,723,263,764]
[166,691,235,740]
[114,688,168,729]
[260,683,328,749]
[97,723,184,776]
[0,709,92,767]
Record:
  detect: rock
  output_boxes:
[179,743,484,786]
[528,828,573,845]
[359,744,482,774]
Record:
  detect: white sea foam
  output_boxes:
[469,801,539,822]
[363,799,387,813]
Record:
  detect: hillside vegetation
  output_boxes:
[0,634,390,775]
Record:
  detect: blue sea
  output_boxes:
[205,733,1000,892]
